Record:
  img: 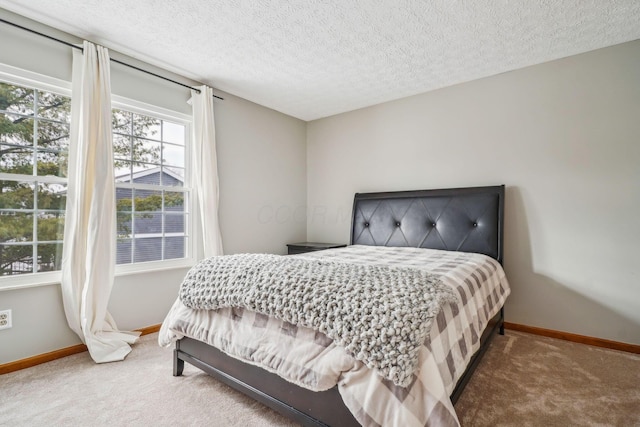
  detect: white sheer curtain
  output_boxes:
[61,41,139,363]
[191,85,224,258]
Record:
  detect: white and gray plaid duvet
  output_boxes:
[159,245,511,427]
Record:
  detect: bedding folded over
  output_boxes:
[179,253,458,387]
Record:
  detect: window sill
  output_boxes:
[0,258,195,292]
[0,272,62,291]
[114,258,195,277]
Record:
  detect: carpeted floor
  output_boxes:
[455,331,640,426]
[0,331,638,426]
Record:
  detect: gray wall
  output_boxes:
[0,10,306,364]
[307,40,640,346]
[215,91,307,255]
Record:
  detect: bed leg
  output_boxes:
[499,307,505,335]
[173,349,185,376]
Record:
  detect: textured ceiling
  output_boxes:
[1,0,639,121]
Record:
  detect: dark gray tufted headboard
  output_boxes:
[350,185,505,264]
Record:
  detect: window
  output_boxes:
[0,80,70,277]
[0,68,192,285]
[111,105,190,266]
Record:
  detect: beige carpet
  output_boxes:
[0,331,638,426]
[455,331,640,426]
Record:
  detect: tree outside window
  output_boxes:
[0,81,69,276]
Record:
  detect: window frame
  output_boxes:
[0,64,196,291]
[111,95,196,276]
[0,64,72,290]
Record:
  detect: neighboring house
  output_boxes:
[115,167,185,264]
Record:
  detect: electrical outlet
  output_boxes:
[0,309,12,330]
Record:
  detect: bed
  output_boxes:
[159,185,509,426]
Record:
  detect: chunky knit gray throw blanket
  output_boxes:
[179,253,458,387]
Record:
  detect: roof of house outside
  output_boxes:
[115,166,184,183]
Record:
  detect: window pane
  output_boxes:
[134,212,161,234]
[1,144,33,175]
[0,244,33,276]
[164,236,185,260]
[132,138,161,165]
[0,83,34,115]
[0,114,34,146]
[115,187,133,210]
[162,121,184,145]
[162,143,184,168]
[37,212,65,241]
[116,239,132,264]
[37,243,63,272]
[38,120,70,151]
[117,212,132,238]
[37,183,66,210]
[164,213,185,234]
[0,181,35,209]
[37,91,70,122]
[37,150,67,177]
[164,191,185,212]
[116,188,133,238]
[133,113,161,140]
[135,189,162,212]
[113,134,132,161]
[115,162,132,183]
[162,167,185,187]
[134,237,162,263]
[1,212,33,242]
[112,109,132,134]
[132,164,160,185]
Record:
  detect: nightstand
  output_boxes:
[286,242,347,255]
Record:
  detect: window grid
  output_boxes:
[113,107,189,266]
[1,72,194,285]
[1,80,69,276]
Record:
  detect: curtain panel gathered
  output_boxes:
[191,85,224,258]
[61,41,139,363]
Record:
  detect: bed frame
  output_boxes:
[173,185,506,426]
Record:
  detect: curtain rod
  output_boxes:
[0,17,224,100]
